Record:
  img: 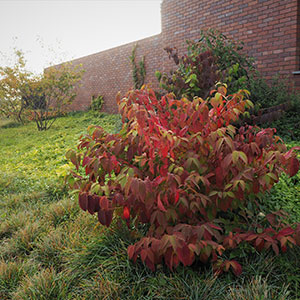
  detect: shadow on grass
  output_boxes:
[0,119,22,129]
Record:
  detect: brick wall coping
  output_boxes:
[46,33,162,70]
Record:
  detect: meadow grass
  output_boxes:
[0,112,299,299]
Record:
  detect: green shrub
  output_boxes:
[247,72,295,109]
[246,72,300,138]
[266,108,300,141]
[195,29,254,93]
[90,94,104,112]
[155,48,219,99]
[156,29,254,99]
[156,29,298,129]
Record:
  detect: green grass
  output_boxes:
[0,112,300,299]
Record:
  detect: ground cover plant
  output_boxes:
[0,106,300,299]
[0,112,122,299]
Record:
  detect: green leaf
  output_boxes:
[232,151,239,164]
[232,151,248,164]
[239,152,248,164]
[215,92,222,101]
[169,235,177,250]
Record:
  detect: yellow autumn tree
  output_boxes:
[0,50,33,123]
[0,49,84,130]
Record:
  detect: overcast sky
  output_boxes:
[0,0,162,74]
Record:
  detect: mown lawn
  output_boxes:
[0,113,300,300]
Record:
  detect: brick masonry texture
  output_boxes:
[62,0,300,113]
[69,34,162,113]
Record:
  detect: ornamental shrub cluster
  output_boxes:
[155,48,219,100]
[155,29,254,100]
[155,30,299,130]
[67,85,300,275]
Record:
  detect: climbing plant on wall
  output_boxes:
[129,44,146,89]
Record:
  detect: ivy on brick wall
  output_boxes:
[129,44,146,89]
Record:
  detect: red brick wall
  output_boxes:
[69,34,162,113]
[161,0,299,82]
[64,0,300,113]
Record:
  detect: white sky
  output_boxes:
[0,0,162,74]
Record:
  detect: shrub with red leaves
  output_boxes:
[66,85,300,275]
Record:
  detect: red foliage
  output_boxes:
[67,85,300,275]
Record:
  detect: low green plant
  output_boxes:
[0,261,26,299]
[256,90,300,141]
[247,72,296,109]
[242,70,300,131]
[64,221,300,299]
[227,276,291,300]
[0,112,121,194]
[260,169,300,223]
[1,222,45,259]
[43,197,79,228]
[12,268,71,300]
[268,109,300,141]
[90,94,104,112]
[0,118,21,129]
[32,228,68,270]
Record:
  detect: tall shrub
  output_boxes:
[156,29,254,99]
[156,48,219,99]
[197,29,254,87]
[26,63,84,131]
[0,49,84,130]
[0,50,32,123]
